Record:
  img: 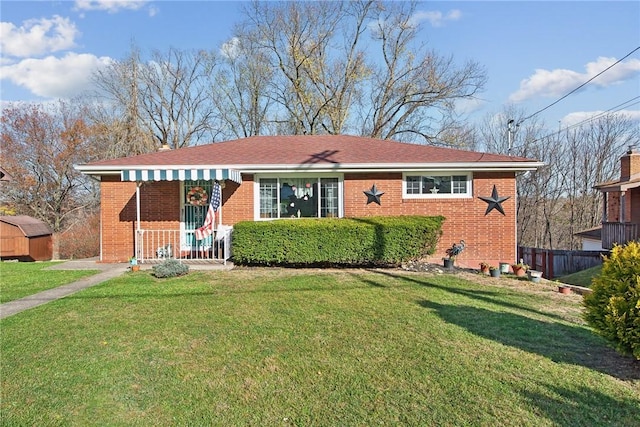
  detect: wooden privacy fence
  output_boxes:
[517,247,609,280]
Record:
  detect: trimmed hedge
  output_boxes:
[583,242,640,360]
[232,216,444,266]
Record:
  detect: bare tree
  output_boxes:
[561,114,637,248]
[235,0,485,141]
[94,46,218,150]
[0,101,101,258]
[139,47,219,148]
[240,0,372,135]
[360,1,486,143]
[211,35,273,139]
[92,47,157,156]
[479,107,639,250]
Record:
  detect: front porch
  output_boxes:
[601,222,639,249]
[135,226,233,264]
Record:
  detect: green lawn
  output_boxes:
[557,265,602,288]
[1,268,638,426]
[0,261,99,303]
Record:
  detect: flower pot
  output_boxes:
[559,286,571,294]
[499,263,510,274]
[480,265,489,275]
[489,269,500,278]
[512,266,527,277]
[528,270,543,283]
[443,258,454,269]
[131,265,140,272]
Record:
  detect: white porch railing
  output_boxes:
[135,226,232,264]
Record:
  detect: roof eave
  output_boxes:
[76,161,545,176]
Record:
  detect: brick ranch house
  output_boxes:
[76,135,543,267]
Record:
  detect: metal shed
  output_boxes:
[0,215,53,261]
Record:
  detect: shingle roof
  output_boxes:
[574,226,602,240]
[0,215,52,237]
[82,135,539,170]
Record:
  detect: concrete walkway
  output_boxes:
[0,258,234,319]
[0,259,128,320]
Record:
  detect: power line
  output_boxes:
[510,96,640,150]
[518,46,640,125]
[561,96,640,131]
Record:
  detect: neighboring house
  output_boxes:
[574,227,604,251]
[594,147,640,249]
[76,135,543,266]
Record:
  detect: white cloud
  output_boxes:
[455,97,486,115]
[74,0,149,14]
[0,16,79,58]
[411,9,462,28]
[220,37,240,60]
[561,109,640,127]
[0,53,112,99]
[509,56,640,103]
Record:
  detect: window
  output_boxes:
[257,176,341,219]
[404,173,471,198]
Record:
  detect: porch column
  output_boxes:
[136,182,142,261]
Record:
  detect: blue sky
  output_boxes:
[1,1,639,130]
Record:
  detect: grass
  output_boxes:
[1,267,639,426]
[557,265,602,287]
[0,261,99,303]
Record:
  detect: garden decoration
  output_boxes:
[186,186,209,206]
[478,185,510,215]
[364,184,384,205]
[444,240,465,267]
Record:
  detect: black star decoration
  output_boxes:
[479,185,510,216]
[364,184,384,205]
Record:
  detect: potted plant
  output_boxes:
[443,256,454,269]
[489,265,500,278]
[129,256,140,272]
[511,262,529,277]
[527,270,543,283]
[479,262,490,274]
[558,285,571,294]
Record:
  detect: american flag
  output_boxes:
[195,182,221,240]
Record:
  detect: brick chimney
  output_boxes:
[620,146,640,180]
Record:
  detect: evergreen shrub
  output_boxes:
[152,259,190,278]
[232,215,444,266]
[583,242,640,360]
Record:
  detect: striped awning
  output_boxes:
[121,168,242,183]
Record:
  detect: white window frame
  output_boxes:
[253,173,344,220]
[402,172,473,199]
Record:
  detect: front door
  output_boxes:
[181,180,214,256]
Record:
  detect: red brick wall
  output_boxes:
[219,174,255,224]
[101,177,180,262]
[100,172,518,267]
[344,172,516,268]
[607,193,621,222]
